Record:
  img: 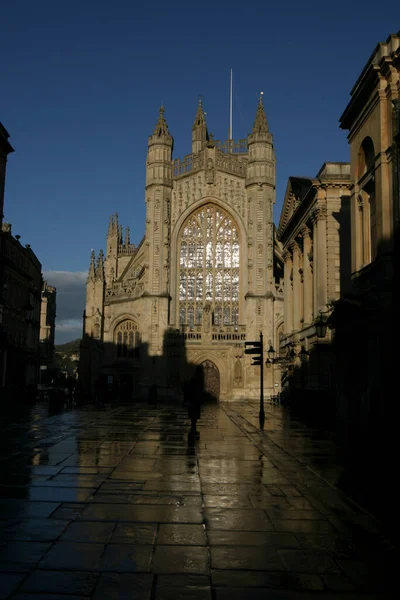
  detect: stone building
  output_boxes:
[81,97,284,401]
[276,163,351,408]
[0,122,14,389]
[330,31,399,440]
[0,124,42,399]
[0,222,42,396]
[39,280,56,367]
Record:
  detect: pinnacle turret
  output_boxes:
[152,106,172,139]
[246,94,274,188]
[192,98,207,130]
[146,106,173,186]
[88,249,95,281]
[125,226,130,247]
[107,214,113,236]
[95,249,104,281]
[252,94,269,134]
[192,98,208,154]
[107,213,119,238]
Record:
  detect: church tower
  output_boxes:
[245,95,276,342]
[144,107,174,353]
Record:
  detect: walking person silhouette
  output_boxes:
[184,366,204,439]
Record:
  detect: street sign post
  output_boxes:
[244,331,265,426]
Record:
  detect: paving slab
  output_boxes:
[0,400,397,599]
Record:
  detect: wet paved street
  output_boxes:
[0,400,398,599]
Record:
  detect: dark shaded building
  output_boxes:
[0,223,42,398]
[0,123,14,227]
[0,124,42,401]
[0,122,15,393]
[332,32,399,442]
[276,163,351,413]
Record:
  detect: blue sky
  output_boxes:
[1,1,398,342]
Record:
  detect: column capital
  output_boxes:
[300,225,311,238]
[289,240,301,255]
[311,205,327,224]
[282,249,292,263]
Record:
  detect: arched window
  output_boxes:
[357,137,377,265]
[179,204,240,327]
[114,320,140,358]
[357,137,375,179]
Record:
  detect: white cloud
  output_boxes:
[43,271,87,345]
[56,319,82,332]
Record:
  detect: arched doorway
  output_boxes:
[201,360,220,400]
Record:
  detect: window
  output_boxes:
[179,204,240,327]
[357,137,377,265]
[357,137,375,179]
[114,320,140,358]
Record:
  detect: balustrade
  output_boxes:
[180,323,246,342]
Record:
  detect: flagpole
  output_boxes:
[229,68,233,151]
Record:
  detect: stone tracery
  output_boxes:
[114,320,140,358]
[178,203,240,328]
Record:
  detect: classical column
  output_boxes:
[291,241,302,331]
[312,205,328,314]
[283,250,293,334]
[301,226,313,325]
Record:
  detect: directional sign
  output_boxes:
[245,341,261,347]
[252,358,262,366]
[244,347,261,354]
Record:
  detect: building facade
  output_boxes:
[0,122,14,388]
[276,163,351,409]
[0,222,42,396]
[39,280,56,367]
[0,124,42,400]
[331,31,399,439]
[81,98,284,401]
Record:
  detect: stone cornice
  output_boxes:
[277,177,315,240]
[340,32,400,131]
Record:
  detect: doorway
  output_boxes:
[201,360,220,401]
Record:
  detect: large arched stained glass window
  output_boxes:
[179,204,240,327]
[114,320,140,358]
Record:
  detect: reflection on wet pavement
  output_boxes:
[0,400,397,598]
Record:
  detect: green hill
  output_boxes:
[55,338,81,356]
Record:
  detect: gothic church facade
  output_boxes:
[81,98,284,401]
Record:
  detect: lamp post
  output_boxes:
[299,345,308,363]
[314,310,329,339]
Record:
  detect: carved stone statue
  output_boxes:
[206,157,215,184]
[202,302,212,334]
[234,356,242,384]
